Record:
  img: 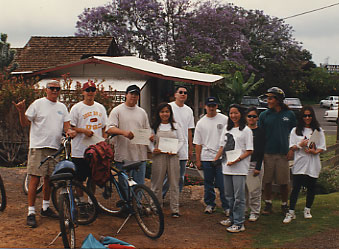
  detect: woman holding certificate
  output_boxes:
[150,102,184,218]
[214,104,253,233]
[283,106,326,224]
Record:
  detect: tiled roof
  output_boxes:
[13,36,119,72]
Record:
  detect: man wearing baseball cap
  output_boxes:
[194,97,229,215]
[70,80,108,202]
[258,87,296,216]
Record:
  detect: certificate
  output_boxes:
[131,129,151,146]
[82,133,105,147]
[226,149,242,163]
[158,137,178,154]
[307,130,320,147]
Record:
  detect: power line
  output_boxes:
[283,2,339,20]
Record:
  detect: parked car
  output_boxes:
[319,96,339,109]
[284,98,303,114]
[258,94,268,107]
[240,96,267,113]
[324,107,338,123]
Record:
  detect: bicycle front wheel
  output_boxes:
[52,181,98,225]
[59,193,76,249]
[132,184,164,239]
[0,175,6,211]
[22,173,43,195]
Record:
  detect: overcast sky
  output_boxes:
[1,0,338,65]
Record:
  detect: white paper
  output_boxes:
[158,137,178,154]
[226,149,242,163]
[246,174,261,192]
[82,133,105,147]
[131,129,151,146]
[307,130,320,147]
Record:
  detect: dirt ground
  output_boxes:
[0,167,338,248]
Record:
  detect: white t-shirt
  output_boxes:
[25,97,70,149]
[219,126,253,175]
[169,102,195,160]
[289,127,326,178]
[106,103,150,162]
[70,101,108,158]
[193,113,228,161]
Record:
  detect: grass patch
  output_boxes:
[244,192,339,248]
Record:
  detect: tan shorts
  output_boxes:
[263,154,290,185]
[27,148,58,177]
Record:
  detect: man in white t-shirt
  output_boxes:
[13,80,75,228]
[163,86,195,195]
[70,81,107,200]
[106,84,151,189]
[194,97,229,215]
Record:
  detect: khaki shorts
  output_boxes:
[27,148,58,177]
[263,154,290,185]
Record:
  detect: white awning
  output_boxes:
[35,77,147,92]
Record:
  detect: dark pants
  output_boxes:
[289,174,317,210]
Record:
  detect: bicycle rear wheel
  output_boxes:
[132,184,164,239]
[91,177,126,216]
[0,175,6,211]
[22,173,43,195]
[52,181,98,225]
[59,193,76,249]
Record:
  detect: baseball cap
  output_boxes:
[126,84,140,94]
[82,81,96,91]
[205,96,218,105]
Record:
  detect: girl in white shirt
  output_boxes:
[283,106,326,224]
[214,104,253,233]
[150,102,184,218]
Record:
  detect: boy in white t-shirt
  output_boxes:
[194,97,229,215]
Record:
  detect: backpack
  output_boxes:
[84,141,113,187]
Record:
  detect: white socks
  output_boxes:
[28,206,35,216]
[42,200,50,211]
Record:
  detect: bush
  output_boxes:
[316,166,339,194]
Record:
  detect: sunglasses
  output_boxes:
[247,115,258,118]
[303,114,313,118]
[47,86,61,91]
[178,91,187,95]
[85,87,96,92]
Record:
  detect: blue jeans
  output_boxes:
[163,160,187,197]
[115,161,146,199]
[202,161,229,210]
[223,175,246,226]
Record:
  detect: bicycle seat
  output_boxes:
[51,160,76,179]
[50,172,74,182]
[121,160,142,172]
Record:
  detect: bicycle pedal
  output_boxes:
[116,200,127,208]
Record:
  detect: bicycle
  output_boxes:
[49,137,99,248]
[89,158,164,239]
[0,173,6,211]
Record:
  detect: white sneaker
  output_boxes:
[226,224,245,233]
[283,210,296,224]
[248,213,259,222]
[204,205,216,214]
[304,207,312,219]
[220,218,232,227]
[224,209,230,217]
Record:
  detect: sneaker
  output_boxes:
[40,207,59,219]
[248,213,259,222]
[304,207,312,219]
[204,205,216,214]
[283,211,296,224]
[27,214,37,228]
[281,204,289,215]
[226,224,245,233]
[224,209,230,217]
[220,218,232,227]
[171,213,181,218]
[262,202,272,215]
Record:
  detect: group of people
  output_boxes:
[13,81,326,234]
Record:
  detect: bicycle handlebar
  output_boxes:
[39,136,71,167]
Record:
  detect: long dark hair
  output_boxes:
[152,102,176,133]
[295,105,321,136]
[227,104,246,131]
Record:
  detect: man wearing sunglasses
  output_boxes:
[13,80,75,228]
[163,86,195,197]
[258,87,296,216]
[69,81,107,203]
